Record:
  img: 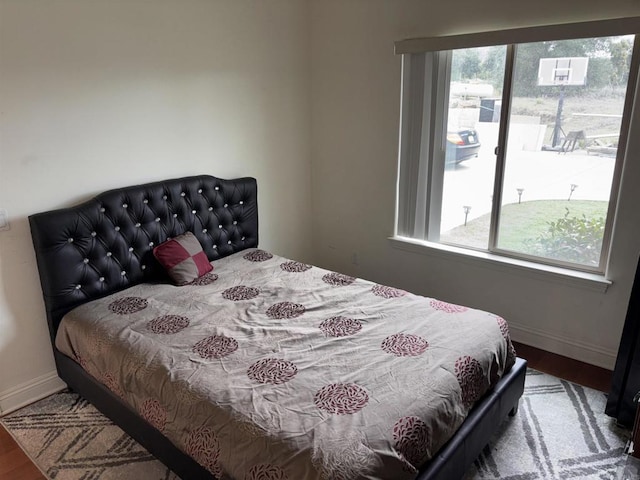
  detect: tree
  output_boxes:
[452,49,482,82]
[480,46,507,91]
[610,38,633,87]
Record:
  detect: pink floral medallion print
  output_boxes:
[393,416,430,468]
[108,296,148,315]
[371,284,406,299]
[381,333,429,357]
[140,399,167,432]
[244,249,273,262]
[147,315,190,334]
[314,383,369,415]
[319,316,362,337]
[246,464,289,480]
[101,372,125,399]
[185,427,222,477]
[222,285,260,301]
[77,355,89,372]
[429,299,468,313]
[192,335,238,359]
[190,272,219,286]
[247,358,298,385]
[495,316,517,365]
[455,356,486,407]
[280,261,312,273]
[322,272,356,286]
[266,302,306,319]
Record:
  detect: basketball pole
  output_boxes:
[551,83,565,148]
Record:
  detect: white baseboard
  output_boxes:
[0,371,66,416]
[509,322,617,370]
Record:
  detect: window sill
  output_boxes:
[388,236,611,293]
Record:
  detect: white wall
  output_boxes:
[2,0,639,415]
[0,0,312,413]
[309,0,640,369]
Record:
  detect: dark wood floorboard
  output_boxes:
[0,425,45,480]
[0,343,613,476]
[513,341,612,393]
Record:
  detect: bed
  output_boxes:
[29,174,526,480]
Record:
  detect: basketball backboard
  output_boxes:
[538,57,589,86]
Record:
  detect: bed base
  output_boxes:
[56,349,526,480]
[30,175,526,479]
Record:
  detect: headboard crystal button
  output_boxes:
[233,221,237,225]
[213,244,217,249]
[242,236,245,241]
[202,229,207,233]
[198,189,203,193]
[106,252,112,257]
[149,242,154,247]
[67,238,74,243]
[218,225,222,229]
[121,271,126,276]
[100,207,106,212]
[215,186,220,191]
[163,195,168,200]
[75,284,81,290]
[227,240,232,245]
[192,210,196,214]
[239,201,244,205]
[155,218,160,222]
[224,204,228,208]
[143,199,149,204]
[91,232,97,237]
[173,213,178,218]
[208,207,213,211]
[181,192,186,197]
[141,265,146,270]
[122,203,128,209]
[135,223,141,228]
[115,226,120,232]
[128,247,134,252]
[99,277,105,282]
[83,258,89,264]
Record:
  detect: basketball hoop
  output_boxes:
[538,57,589,86]
[538,57,589,149]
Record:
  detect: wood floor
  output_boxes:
[0,343,613,480]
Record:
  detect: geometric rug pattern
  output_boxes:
[1,393,178,480]
[465,369,629,479]
[1,369,631,480]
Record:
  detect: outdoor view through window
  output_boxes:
[439,35,635,269]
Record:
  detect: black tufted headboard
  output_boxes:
[29,175,258,343]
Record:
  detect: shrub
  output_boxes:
[525,208,605,266]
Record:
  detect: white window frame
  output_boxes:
[394,17,640,278]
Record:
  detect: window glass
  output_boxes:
[497,36,634,267]
[396,26,637,274]
[440,45,506,249]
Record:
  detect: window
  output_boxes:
[395,18,640,273]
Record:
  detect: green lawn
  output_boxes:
[441,200,608,255]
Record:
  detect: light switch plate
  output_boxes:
[0,209,10,231]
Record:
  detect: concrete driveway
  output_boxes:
[441,146,616,233]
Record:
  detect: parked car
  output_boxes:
[446,129,481,165]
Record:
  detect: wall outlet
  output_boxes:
[0,209,10,231]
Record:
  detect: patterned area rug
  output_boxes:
[0,369,630,480]
[465,369,628,479]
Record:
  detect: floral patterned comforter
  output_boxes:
[56,249,516,480]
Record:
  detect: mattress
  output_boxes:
[55,249,516,480]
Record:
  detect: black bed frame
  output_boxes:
[29,175,526,480]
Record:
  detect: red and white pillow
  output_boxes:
[153,232,213,285]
